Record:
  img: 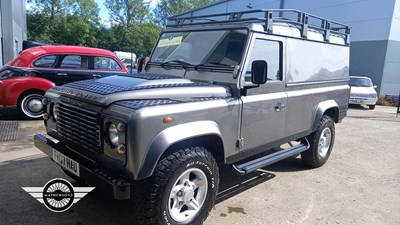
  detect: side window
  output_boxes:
[33,55,57,68]
[94,56,122,71]
[246,39,282,82]
[60,55,88,69]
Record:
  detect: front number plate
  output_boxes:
[53,149,80,177]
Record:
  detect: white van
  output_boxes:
[113,51,136,69]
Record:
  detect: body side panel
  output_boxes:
[121,98,241,179]
[0,77,54,105]
[285,83,349,137]
[284,37,350,136]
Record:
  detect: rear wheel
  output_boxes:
[301,115,335,168]
[18,90,45,118]
[368,105,375,110]
[139,147,219,225]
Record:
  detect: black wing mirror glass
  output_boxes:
[251,60,268,85]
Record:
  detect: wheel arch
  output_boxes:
[312,100,339,131]
[17,77,54,102]
[136,121,225,179]
[17,88,46,104]
[0,77,53,105]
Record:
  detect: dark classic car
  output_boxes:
[1,45,128,118]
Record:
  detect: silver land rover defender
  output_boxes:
[34,9,351,225]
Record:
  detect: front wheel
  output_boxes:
[368,105,375,110]
[140,147,219,225]
[301,115,335,168]
[18,90,45,118]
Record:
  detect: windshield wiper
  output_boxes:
[194,62,234,69]
[160,60,192,68]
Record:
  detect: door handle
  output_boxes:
[274,102,286,112]
[57,73,67,76]
[93,74,102,79]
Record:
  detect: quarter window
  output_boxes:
[94,57,122,71]
[60,55,88,69]
[246,39,282,82]
[33,55,57,68]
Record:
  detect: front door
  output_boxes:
[240,36,287,151]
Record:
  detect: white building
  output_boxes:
[0,0,27,66]
[173,0,400,96]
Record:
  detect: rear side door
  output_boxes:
[55,54,93,85]
[239,35,287,151]
[90,56,128,78]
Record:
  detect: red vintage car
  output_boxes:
[0,45,128,118]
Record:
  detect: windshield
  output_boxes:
[349,77,373,87]
[151,29,248,68]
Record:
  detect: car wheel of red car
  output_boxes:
[18,90,45,118]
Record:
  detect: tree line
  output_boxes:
[27,0,216,57]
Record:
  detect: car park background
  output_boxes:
[0,105,399,225]
[1,0,400,224]
[2,0,400,99]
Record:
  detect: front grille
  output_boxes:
[56,102,101,153]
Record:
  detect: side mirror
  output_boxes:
[373,85,377,89]
[251,60,268,85]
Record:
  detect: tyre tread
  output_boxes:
[301,115,335,168]
[138,146,218,225]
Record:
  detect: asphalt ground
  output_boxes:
[0,105,399,225]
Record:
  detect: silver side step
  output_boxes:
[233,138,310,175]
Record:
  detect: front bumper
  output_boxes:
[34,134,131,200]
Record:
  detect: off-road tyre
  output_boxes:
[138,146,219,225]
[301,115,335,168]
[368,105,375,110]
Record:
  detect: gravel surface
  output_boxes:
[0,105,399,225]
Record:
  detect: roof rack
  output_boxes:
[167,9,351,45]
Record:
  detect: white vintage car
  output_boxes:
[349,76,378,109]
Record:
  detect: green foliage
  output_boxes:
[154,0,217,26]
[105,0,150,27]
[27,0,213,56]
[27,0,100,46]
[97,23,163,57]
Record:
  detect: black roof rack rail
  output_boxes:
[167,9,351,45]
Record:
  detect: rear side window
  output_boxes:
[0,68,37,80]
[60,55,89,69]
[33,55,57,68]
[94,56,122,71]
[0,69,19,80]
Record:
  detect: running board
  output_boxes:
[232,139,310,175]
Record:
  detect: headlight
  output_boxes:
[369,93,377,98]
[53,105,58,121]
[108,123,119,147]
